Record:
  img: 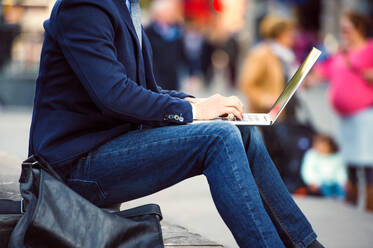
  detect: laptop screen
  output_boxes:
[269,47,322,122]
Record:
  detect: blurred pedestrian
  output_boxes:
[180,0,214,92]
[239,15,297,118]
[145,0,184,90]
[182,19,214,92]
[209,34,240,88]
[239,16,309,192]
[301,134,347,199]
[308,11,373,211]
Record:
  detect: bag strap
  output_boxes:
[21,155,65,183]
[0,199,22,214]
[116,204,163,221]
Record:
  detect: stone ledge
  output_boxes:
[162,222,224,247]
[0,152,22,201]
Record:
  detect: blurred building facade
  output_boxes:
[1,0,53,73]
[0,0,53,106]
[245,0,373,45]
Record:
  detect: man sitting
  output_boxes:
[28,0,323,247]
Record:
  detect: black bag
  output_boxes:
[0,200,21,247]
[0,155,164,248]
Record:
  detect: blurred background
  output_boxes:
[1,0,373,247]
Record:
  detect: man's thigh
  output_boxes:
[68,122,244,206]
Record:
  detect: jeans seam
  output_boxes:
[250,129,316,248]
[257,187,298,247]
[300,232,317,248]
[216,135,271,248]
[71,152,107,200]
[67,178,108,200]
[90,134,219,158]
[258,187,317,248]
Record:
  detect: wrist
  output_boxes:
[191,102,197,120]
[185,97,198,104]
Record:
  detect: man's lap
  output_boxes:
[67,122,252,206]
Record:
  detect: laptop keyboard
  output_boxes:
[242,114,262,122]
[218,114,269,125]
[221,114,266,123]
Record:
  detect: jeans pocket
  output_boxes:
[67,179,107,205]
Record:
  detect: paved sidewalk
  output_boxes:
[123,176,373,248]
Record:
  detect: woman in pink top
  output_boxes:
[311,12,373,211]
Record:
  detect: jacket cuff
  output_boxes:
[178,92,195,99]
[162,100,193,124]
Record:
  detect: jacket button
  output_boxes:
[179,117,184,122]
[174,115,179,121]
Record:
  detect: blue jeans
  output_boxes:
[320,183,345,199]
[66,123,317,247]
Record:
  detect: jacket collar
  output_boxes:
[112,0,146,87]
[112,0,142,50]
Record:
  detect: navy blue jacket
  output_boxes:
[29,0,193,170]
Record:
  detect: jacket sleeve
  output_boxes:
[156,86,194,99]
[54,3,193,124]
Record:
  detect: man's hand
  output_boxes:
[185,94,244,120]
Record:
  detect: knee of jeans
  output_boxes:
[250,126,263,143]
[212,122,242,141]
[239,125,262,142]
[202,123,243,171]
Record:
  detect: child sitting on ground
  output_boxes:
[301,134,347,199]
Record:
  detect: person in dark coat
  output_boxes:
[145,0,184,90]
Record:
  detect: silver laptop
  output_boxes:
[193,47,322,126]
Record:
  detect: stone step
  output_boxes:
[162,221,224,247]
[0,152,22,201]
